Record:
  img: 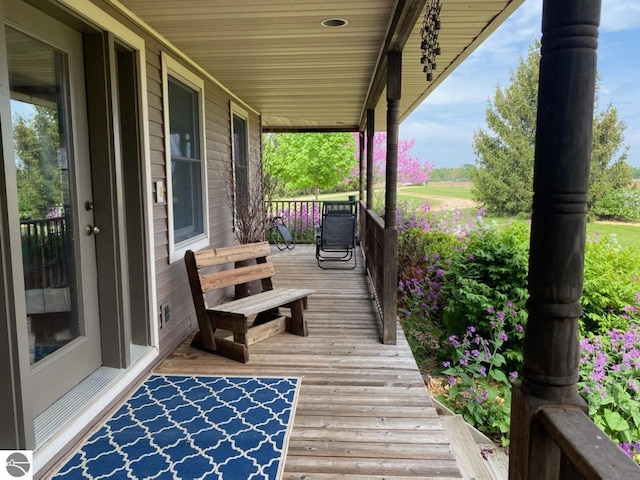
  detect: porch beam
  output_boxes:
[509,1,601,478]
[359,0,427,130]
[382,51,401,345]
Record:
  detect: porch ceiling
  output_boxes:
[117,0,523,132]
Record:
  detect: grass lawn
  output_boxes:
[484,215,639,249]
[587,222,640,248]
[399,183,474,200]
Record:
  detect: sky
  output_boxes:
[400,0,640,169]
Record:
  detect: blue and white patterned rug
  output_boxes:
[52,375,300,480]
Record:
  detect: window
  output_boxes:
[162,53,208,262]
[231,105,249,221]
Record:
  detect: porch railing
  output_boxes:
[20,216,70,290]
[361,205,397,344]
[509,393,640,478]
[265,200,322,244]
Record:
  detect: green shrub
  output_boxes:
[441,222,530,369]
[579,326,640,456]
[593,188,640,222]
[439,319,519,445]
[398,228,459,281]
[582,235,640,333]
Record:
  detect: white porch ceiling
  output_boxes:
[116,0,523,132]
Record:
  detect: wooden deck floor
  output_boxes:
[156,246,464,479]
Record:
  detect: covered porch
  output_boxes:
[156,245,465,479]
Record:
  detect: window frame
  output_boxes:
[230,102,250,232]
[162,52,209,263]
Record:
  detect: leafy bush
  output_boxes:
[439,315,522,445]
[582,235,640,333]
[398,252,449,365]
[579,324,640,454]
[593,188,640,222]
[398,228,459,283]
[442,222,530,370]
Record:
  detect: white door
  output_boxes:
[6,0,102,416]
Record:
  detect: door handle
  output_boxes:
[85,225,100,235]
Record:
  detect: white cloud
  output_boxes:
[601,1,640,32]
[401,118,476,144]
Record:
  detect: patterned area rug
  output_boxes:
[52,375,300,480]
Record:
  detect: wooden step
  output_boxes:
[477,443,509,480]
[441,415,495,480]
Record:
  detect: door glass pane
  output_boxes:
[7,28,79,365]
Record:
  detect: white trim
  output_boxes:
[34,347,158,474]
[162,52,210,263]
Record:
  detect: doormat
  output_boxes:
[51,375,300,480]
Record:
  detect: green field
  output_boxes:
[399,183,475,200]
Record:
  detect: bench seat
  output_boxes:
[210,288,313,316]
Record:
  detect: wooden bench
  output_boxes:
[184,241,314,363]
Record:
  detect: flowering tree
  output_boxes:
[352,132,434,185]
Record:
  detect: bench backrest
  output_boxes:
[185,242,275,319]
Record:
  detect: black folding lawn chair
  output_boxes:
[315,201,357,269]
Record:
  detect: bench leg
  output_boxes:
[191,328,217,353]
[287,298,308,337]
[191,321,249,363]
[216,338,249,363]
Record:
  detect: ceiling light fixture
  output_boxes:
[420,0,442,83]
[321,18,348,28]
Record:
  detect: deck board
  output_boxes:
[155,245,464,479]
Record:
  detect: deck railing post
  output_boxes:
[382,51,401,345]
[366,109,375,211]
[359,131,365,205]
[509,1,601,478]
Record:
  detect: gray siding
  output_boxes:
[91,0,262,358]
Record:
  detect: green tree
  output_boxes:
[13,105,63,219]
[263,132,356,199]
[472,40,632,216]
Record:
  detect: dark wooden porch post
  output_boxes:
[509,1,601,478]
[366,109,375,210]
[359,131,365,203]
[382,51,401,345]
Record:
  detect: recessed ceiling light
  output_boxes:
[321,18,348,28]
